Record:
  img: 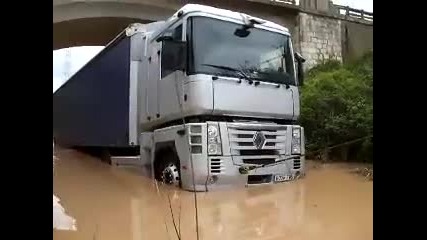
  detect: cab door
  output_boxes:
[157,22,186,120]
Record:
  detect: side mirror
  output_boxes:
[162,40,187,72]
[294,52,306,86]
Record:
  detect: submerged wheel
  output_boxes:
[156,150,181,187]
[161,163,180,186]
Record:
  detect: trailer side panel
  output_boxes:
[53,37,131,147]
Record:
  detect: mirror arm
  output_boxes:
[294,52,305,86]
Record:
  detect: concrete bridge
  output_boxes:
[53,0,373,68]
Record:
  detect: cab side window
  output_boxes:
[161,24,183,78]
[172,24,183,41]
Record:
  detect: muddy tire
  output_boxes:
[155,150,181,187]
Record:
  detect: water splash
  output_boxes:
[53,140,77,231]
[53,195,77,231]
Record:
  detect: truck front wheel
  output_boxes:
[155,150,181,187]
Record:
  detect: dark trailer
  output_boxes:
[53,30,133,148]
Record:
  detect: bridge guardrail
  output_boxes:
[248,1,373,23]
[334,5,373,22]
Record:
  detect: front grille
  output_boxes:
[239,149,277,155]
[227,123,287,156]
[293,159,301,169]
[243,158,275,165]
[210,158,224,174]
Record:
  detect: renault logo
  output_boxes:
[253,131,266,149]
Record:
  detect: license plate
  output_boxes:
[274,174,292,182]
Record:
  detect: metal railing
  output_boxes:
[249,1,373,23]
[334,5,373,22]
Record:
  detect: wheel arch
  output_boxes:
[153,141,178,175]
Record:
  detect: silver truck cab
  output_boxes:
[128,4,306,191]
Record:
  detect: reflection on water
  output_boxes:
[53,147,372,240]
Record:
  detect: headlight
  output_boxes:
[292,128,301,138]
[207,124,222,155]
[208,125,218,138]
[292,144,301,154]
[291,127,301,154]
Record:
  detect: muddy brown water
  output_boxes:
[53,147,372,240]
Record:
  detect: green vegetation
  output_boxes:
[300,52,373,162]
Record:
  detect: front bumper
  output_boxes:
[180,155,305,192]
[180,122,305,192]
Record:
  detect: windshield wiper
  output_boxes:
[253,70,294,87]
[201,64,250,80]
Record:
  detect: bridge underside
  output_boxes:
[53,0,299,50]
[53,0,372,68]
[53,1,177,50]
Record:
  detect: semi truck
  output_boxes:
[53,4,306,191]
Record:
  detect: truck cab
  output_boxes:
[136,5,306,191]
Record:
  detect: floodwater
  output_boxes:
[53,147,373,240]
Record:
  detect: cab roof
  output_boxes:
[171,4,289,34]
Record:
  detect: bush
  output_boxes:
[300,52,373,162]
[306,59,341,79]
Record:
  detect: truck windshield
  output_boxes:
[187,16,296,85]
